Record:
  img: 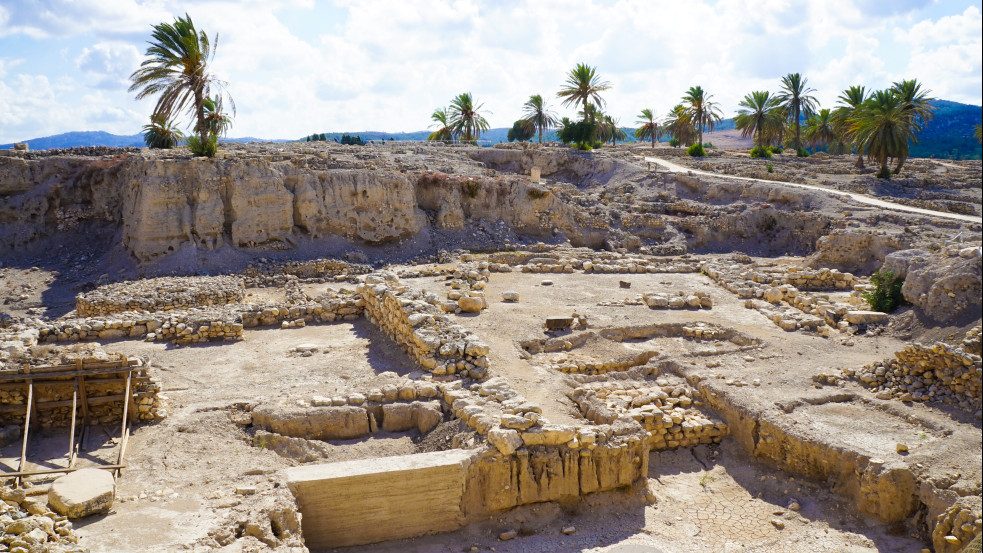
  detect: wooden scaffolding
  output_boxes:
[0,357,145,486]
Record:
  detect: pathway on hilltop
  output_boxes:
[643,156,983,224]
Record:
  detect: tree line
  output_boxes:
[127,14,982,169]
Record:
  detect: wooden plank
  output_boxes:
[0,376,150,390]
[68,379,78,469]
[115,372,133,478]
[17,382,33,487]
[0,365,142,382]
[0,464,125,479]
[0,392,156,414]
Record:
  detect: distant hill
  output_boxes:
[909,100,982,160]
[0,131,291,150]
[4,99,979,158]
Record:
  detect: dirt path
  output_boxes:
[644,156,983,224]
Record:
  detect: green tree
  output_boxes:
[634,108,661,148]
[834,85,869,167]
[427,108,453,141]
[507,119,536,142]
[803,108,838,152]
[448,92,490,142]
[664,104,696,147]
[682,86,722,147]
[557,63,611,121]
[601,115,627,145]
[850,89,917,178]
[734,91,781,149]
[142,113,182,149]
[521,94,559,144]
[201,95,232,138]
[889,79,936,173]
[129,13,234,155]
[775,73,819,151]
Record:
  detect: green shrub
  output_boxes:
[703,142,714,149]
[766,163,774,173]
[796,147,810,157]
[862,270,905,312]
[463,180,480,198]
[750,146,772,158]
[687,143,706,157]
[769,145,783,154]
[186,134,218,157]
[668,138,680,148]
[575,143,593,151]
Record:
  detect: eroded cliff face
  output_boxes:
[0,150,587,263]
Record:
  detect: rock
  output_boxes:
[48,468,115,519]
[499,530,518,541]
[562,526,576,535]
[771,519,785,529]
[788,500,801,511]
[541,280,553,286]
[845,311,889,325]
[487,427,523,455]
[545,316,574,330]
[958,246,980,259]
[457,296,485,313]
[500,414,534,431]
[502,291,520,302]
[763,287,784,304]
[895,443,909,454]
[235,486,258,495]
[619,280,631,288]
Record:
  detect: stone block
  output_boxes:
[48,468,115,519]
[284,449,474,548]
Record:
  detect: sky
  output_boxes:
[1,0,981,143]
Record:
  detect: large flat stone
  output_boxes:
[845,310,889,325]
[284,449,475,548]
[48,468,115,519]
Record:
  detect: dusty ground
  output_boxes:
[4,259,976,552]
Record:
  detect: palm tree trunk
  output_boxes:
[538,126,542,144]
[194,88,207,145]
[893,155,907,174]
[855,153,865,169]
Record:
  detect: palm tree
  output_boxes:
[448,92,490,142]
[664,104,696,147]
[834,85,869,167]
[635,108,661,148]
[427,108,453,141]
[142,113,181,149]
[803,109,838,152]
[201,95,232,138]
[890,79,936,173]
[975,118,982,144]
[682,86,722,147]
[557,63,611,121]
[775,73,819,151]
[129,13,234,149]
[521,94,559,144]
[600,115,627,145]
[850,89,915,178]
[734,91,780,149]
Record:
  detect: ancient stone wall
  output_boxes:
[76,276,244,317]
[357,273,490,378]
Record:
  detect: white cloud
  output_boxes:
[1,0,980,142]
[76,42,142,89]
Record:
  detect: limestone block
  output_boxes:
[487,427,524,455]
[458,296,484,313]
[845,311,890,325]
[48,468,115,519]
[284,449,474,548]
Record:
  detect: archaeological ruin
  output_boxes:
[0,141,980,553]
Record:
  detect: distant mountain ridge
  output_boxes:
[3,99,979,159]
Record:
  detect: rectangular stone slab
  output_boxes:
[284,449,475,548]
